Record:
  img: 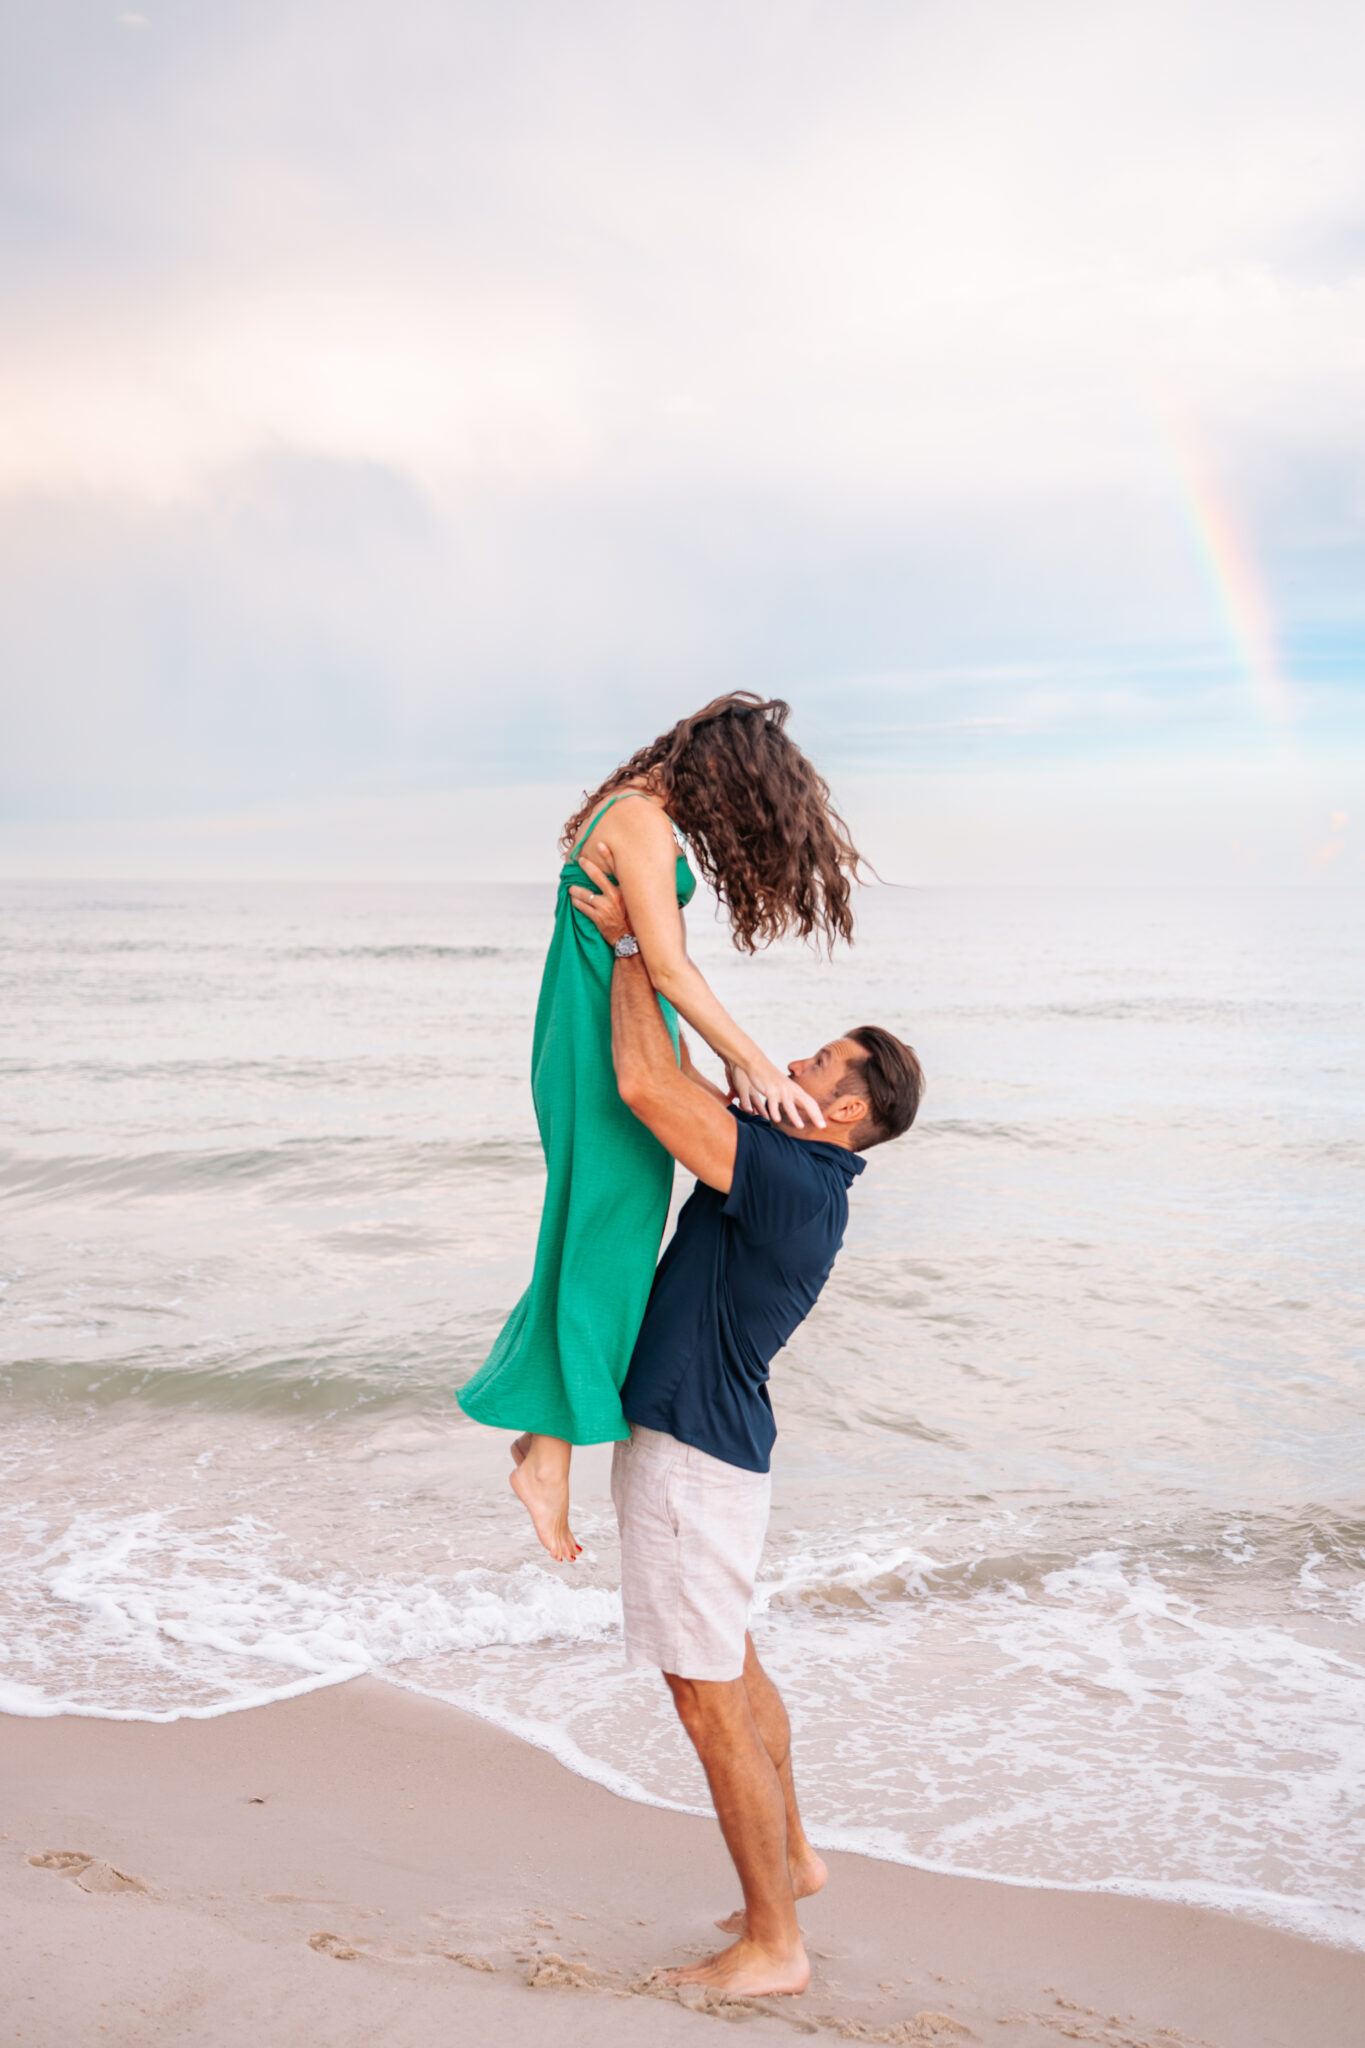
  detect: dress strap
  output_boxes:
[569,789,661,863]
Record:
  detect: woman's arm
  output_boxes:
[679,1029,730,1104]
[575,811,825,1129]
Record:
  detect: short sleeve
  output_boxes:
[722,1117,826,1246]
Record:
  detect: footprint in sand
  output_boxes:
[833,2018,972,2045]
[308,1931,363,1962]
[527,1954,609,1991]
[27,1851,149,1896]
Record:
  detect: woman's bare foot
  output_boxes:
[714,1849,827,1934]
[655,1934,810,1999]
[510,1433,531,1466]
[509,1434,581,1562]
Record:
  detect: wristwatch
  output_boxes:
[613,934,641,959]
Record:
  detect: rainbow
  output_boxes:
[1150,396,1294,728]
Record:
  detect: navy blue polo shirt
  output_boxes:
[620,1109,865,1473]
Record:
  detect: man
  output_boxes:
[569,859,923,2001]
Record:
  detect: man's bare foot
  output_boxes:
[715,1849,827,1934]
[655,1934,809,1999]
[509,1460,581,1562]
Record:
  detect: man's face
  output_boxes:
[786,1038,864,1116]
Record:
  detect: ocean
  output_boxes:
[2,876,1362,1950]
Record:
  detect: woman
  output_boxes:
[457,693,861,1562]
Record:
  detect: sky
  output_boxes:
[1,0,1362,883]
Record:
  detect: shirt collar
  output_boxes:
[731,1106,866,1177]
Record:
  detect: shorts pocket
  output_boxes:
[662,1461,685,1540]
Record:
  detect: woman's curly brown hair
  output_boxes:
[562,694,862,953]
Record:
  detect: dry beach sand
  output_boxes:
[2,1677,1360,2048]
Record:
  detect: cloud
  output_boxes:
[1,0,1362,867]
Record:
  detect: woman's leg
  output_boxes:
[509,1433,582,1562]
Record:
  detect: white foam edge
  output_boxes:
[804,1819,1365,1955]
[0,1663,365,1723]
[386,1673,712,1818]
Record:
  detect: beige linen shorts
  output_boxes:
[611,1424,772,1683]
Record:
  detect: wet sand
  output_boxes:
[2,1676,1360,2047]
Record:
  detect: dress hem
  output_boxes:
[456,1390,631,1446]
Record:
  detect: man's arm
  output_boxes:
[612,955,738,1193]
[569,853,739,1190]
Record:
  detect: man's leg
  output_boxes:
[716,1635,828,1933]
[657,1671,810,1997]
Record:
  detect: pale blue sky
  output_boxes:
[2,0,1362,881]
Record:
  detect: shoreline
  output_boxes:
[384,1678,1365,1958]
[11,1664,1360,1958]
[3,1676,1361,2048]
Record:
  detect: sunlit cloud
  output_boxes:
[0,289,590,500]
[1311,810,1350,867]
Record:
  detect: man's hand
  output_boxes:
[568,853,631,949]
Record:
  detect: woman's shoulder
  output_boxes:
[583,789,675,846]
[608,786,672,823]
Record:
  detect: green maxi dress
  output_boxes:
[457,796,697,1444]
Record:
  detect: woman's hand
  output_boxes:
[727,1060,826,1131]
[569,854,631,949]
[724,1061,760,1115]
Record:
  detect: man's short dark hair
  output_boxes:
[843,1026,924,1151]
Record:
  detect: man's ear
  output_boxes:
[825,1094,869,1129]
